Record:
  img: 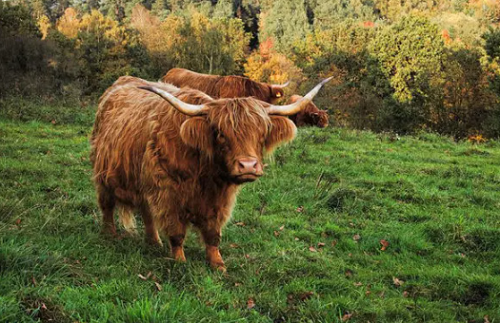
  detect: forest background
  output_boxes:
[1,0,500,139]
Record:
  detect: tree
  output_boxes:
[259,0,310,54]
[244,38,303,89]
[370,16,445,102]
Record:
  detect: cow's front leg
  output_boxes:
[200,228,225,272]
[165,217,187,262]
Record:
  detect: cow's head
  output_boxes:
[269,81,290,104]
[139,77,332,184]
[290,95,329,128]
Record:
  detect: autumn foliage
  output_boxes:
[2,0,500,138]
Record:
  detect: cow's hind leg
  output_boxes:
[97,186,116,236]
[139,204,162,247]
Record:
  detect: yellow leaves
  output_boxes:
[37,15,51,40]
[57,8,80,39]
[244,40,303,90]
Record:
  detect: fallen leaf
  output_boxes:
[354,282,363,287]
[353,234,361,242]
[279,225,285,231]
[273,231,280,237]
[348,253,352,257]
[294,237,299,241]
[379,291,385,299]
[365,290,371,296]
[247,298,255,309]
[154,282,162,291]
[299,291,314,301]
[342,313,352,321]
[402,291,409,298]
[234,282,242,287]
[393,277,404,287]
[309,246,317,253]
[51,120,56,125]
[344,269,353,278]
[380,239,390,251]
[138,274,148,281]
[296,206,304,213]
[235,222,245,227]
[484,315,491,323]
[317,242,326,248]
[349,222,355,227]
[229,243,239,248]
[15,218,21,225]
[332,240,338,247]
[245,254,250,259]
[41,303,48,310]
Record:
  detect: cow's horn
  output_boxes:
[273,81,290,88]
[267,76,333,116]
[138,86,209,116]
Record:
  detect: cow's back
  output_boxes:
[217,76,272,102]
[162,68,221,97]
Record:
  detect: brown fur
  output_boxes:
[161,68,286,104]
[91,76,297,271]
[287,95,329,128]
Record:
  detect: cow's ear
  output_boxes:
[265,116,297,153]
[180,117,214,155]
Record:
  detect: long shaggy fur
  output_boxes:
[90,76,296,268]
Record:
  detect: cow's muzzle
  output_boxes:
[233,157,263,183]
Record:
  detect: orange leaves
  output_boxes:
[244,41,303,89]
[246,298,255,309]
[380,239,390,251]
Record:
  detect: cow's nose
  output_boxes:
[237,157,259,174]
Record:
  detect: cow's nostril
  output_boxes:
[238,158,258,173]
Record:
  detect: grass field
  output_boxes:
[1,103,500,322]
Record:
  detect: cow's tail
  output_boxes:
[118,206,137,234]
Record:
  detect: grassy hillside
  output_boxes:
[1,114,500,322]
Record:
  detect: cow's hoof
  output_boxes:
[172,247,186,262]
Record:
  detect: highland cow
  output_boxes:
[90,76,331,271]
[161,68,289,104]
[287,95,329,128]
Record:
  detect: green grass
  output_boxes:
[1,112,500,322]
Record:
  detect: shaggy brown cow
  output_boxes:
[287,95,329,128]
[91,76,331,271]
[161,68,289,104]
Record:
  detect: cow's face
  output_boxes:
[312,110,329,128]
[180,99,296,183]
[139,77,332,184]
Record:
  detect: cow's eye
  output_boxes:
[217,133,226,144]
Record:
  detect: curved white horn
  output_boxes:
[138,86,209,116]
[273,81,290,88]
[267,76,333,116]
